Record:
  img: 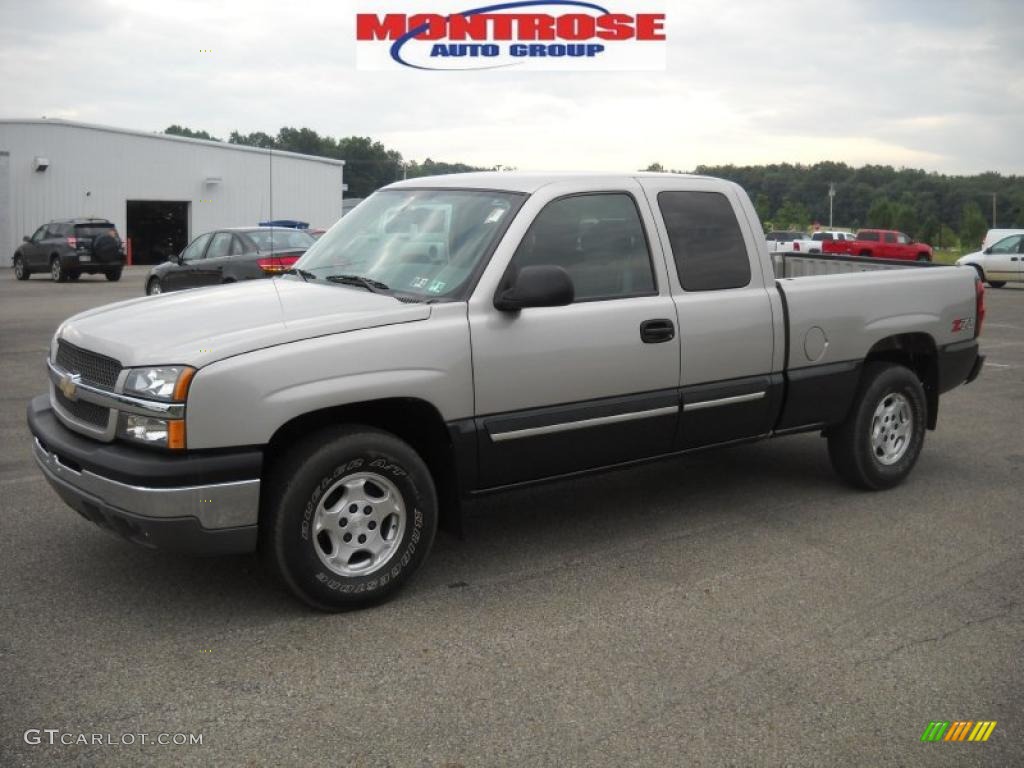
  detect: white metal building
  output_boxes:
[0,119,345,264]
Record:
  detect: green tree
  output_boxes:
[754,193,772,226]
[893,204,919,237]
[866,198,894,229]
[774,198,810,230]
[643,162,666,172]
[959,202,987,249]
[164,124,221,142]
[229,130,276,148]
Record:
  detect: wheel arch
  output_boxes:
[863,332,939,429]
[263,397,466,536]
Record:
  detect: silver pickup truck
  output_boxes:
[28,172,985,610]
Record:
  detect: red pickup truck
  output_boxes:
[823,229,932,261]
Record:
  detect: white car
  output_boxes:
[957,232,1024,287]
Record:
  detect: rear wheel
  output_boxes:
[859,249,872,257]
[50,256,67,283]
[13,255,29,280]
[988,280,1006,288]
[105,268,122,282]
[146,277,163,295]
[68,271,81,281]
[827,363,926,490]
[262,426,438,611]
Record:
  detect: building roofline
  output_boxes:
[0,118,345,167]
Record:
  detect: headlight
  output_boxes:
[118,366,194,449]
[123,366,195,401]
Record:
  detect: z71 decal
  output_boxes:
[951,317,975,334]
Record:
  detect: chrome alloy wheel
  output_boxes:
[870,392,913,466]
[51,259,61,281]
[312,471,406,577]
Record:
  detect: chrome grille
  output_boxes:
[56,340,122,389]
[55,388,110,428]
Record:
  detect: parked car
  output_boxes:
[12,218,125,282]
[28,172,984,610]
[783,230,858,254]
[837,230,933,261]
[765,230,808,253]
[145,227,315,295]
[957,232,1024,287]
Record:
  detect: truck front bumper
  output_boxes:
[27,395,260,554]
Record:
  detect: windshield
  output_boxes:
[295,189,524,299]
[245,228,314,251]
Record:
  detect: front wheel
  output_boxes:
[262,426,438,611]
[827,363,926,490]
[146,277,162,295]
[916,253,930,262]
[859,249,872,257]
[13,255,29,280]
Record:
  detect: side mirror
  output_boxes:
[494,265,574,311]
[983,247,992,255]
[23,235,30,243]
[175,252,184,264]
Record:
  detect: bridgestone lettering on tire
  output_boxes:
[262,426,438,611]
[827,363,927,490]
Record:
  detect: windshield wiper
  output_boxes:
[326,274,391,294]
[284,267,317,281]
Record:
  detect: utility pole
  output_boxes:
[992,193,997,227]
[828,183,835,228]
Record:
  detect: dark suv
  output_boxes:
[13,219,125,282]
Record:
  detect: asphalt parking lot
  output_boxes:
[0,267,1021,767]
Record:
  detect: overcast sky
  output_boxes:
[1,0,1021,174]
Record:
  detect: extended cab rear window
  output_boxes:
[857,231,880,242]
[657,191,751,291]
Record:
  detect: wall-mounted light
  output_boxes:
[204,176,222,186]
[33,156,49,172]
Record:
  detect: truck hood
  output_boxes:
[58,278,431,368]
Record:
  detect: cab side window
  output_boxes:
[657,191,751,291]
[510,193,655,301]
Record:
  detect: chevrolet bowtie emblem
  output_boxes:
[59,372,81,401]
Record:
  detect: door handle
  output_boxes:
[640,319,675,343]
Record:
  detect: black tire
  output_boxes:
[988,280,1006,289]
[92,233,120,264]
[13,255,30,280]
[827,363,927,490]
[146,277,162,295]
[916,253,930,262]
[105,268,122,282]
[68,271,81,281]
[262,426,438,611]
[859,249,872,257]
[50,256,67,283]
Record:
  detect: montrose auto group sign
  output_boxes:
[355,0,666,71]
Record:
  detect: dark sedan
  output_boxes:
[145,227,315,295]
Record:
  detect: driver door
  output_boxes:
[24,225,48,268]
[468,184,681,489]
[986,234,1024,283]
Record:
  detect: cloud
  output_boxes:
[0,0,1020,173]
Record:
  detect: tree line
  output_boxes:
[165,124,490,198]
[165,126,1020,249]
[644,161,1022,249]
